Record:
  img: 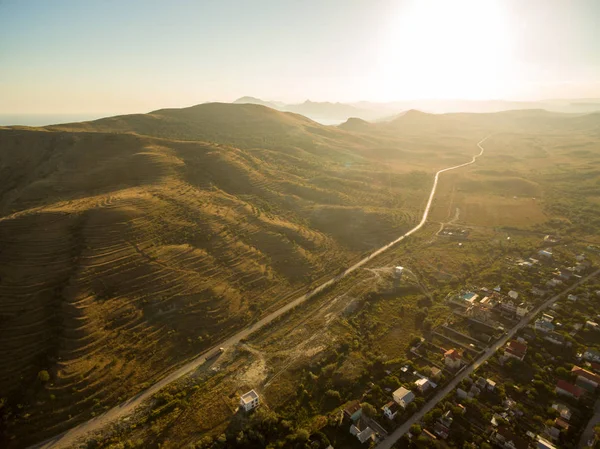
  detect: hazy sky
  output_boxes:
[1,0,599,114]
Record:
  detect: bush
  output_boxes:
[38,370,50,383]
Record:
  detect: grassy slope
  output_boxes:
[0,104,480,446]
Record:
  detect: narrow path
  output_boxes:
[32,137,488,449]
[375,268,600,449]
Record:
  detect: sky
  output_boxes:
[1,0,599,115]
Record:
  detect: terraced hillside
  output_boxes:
[0,104,487,446]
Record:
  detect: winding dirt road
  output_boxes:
[33,137,488,448]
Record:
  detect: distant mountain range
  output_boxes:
[233,96,600,123]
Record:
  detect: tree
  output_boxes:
[410,424,422,436]
[38,370,50,383]
[360,402,377,418]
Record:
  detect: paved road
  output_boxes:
[376,268,600,449]
[32,138,488,449]
[579,395,600,448]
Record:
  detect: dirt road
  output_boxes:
[32,138,488,448]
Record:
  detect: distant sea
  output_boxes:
[0,113,112,126]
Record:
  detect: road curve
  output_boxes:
[32,137,488,449]
[376,268,600,449]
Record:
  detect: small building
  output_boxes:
[392,387,415,408]
[584,347,600,362]
[494,426,529,449]
[555,379,584,399]
[239,390,260,412]
[430,366,442,381]
[535,319,555,333]
[456,388,468,399]
[538,249,553,258]
[500,300,517,314]
[486,378,497,391]
[433,422,450,439]
[344,401,363,422]
[537,435,559,449]
[571,365,600,388]
[508,290,519,300]
[551,403,572,421]
[444,349,462,370]
[586,321,600,331]
[554,417,569,431]
[544,332,565,346]
[516,303,531,318]
[504,340,527,361]
[439,410,453,427]
[382,401,400,420]
[349,418,375,444]
[415,378,431,393]
[567,294,578,302]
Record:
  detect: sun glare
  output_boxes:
[376,0,516,101]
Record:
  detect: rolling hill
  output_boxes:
[0,103,484,447]
[1,104,598,447]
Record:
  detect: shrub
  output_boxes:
[37,370,50,383]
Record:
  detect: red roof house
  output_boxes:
[556,380,584,399]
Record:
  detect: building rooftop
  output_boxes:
[556,380,584,398]
[444,349,461,360]
[572,365,600,384]
[240,389,259,404]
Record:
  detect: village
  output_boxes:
[227,236,600,449]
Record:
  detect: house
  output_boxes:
[584,348,600,362]
[382,401,399,420]
[468,385,481,397]
[567,294,578,302]
[430,366,442,381]
[494,426,530,449]
[554,417,569,431]
[532,287,547,297]
[486,378,497,391]
[558,270,572,281]
[456,388,468,399]
[546,279,562,288]
[535,319,555,333]
[538,249,553,258]
[544,426,560,441]
[433,422,450,439]
[555,379,584,399]
[392,387,415,408]
[500,300,517,314]
[504,340,528,361]
[444,349,462,369]
[415,378,431,393]
[586,321,600,331]
[536,435,559,449]
[542,313,554,322]
[349,418,375,444]
[439,410,453,427]
[551,403,572,421]
[545,332,565,346]
[571,365,600,388]
[239,390,260,412]
[508,290,519,300]
[343,401,363,422]
[516,303,531,317]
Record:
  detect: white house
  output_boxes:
[239,390,260,411]
[392,386,415,408]
[415,378,431,393]
[382,401,400,420]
